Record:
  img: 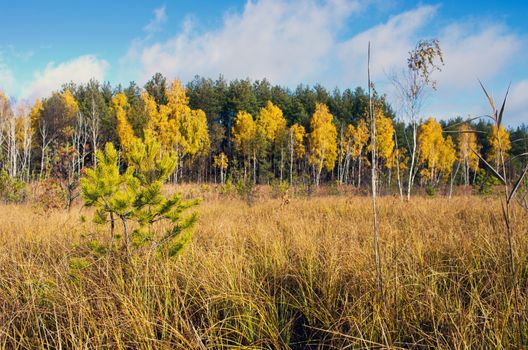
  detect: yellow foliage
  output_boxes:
[373,110,395,165]
[457,123,479,171]
[144,79,210,160]
[14,105,33,148]
[29,98,43,132]
[346,119,369,160]
[112,93,137,156]
[180,109,210,157]
[166,79,189,115]
[256,101,287,145]
[438,136,456,180]
[418,117,456,181]
[290,123,306,159]
[388,146,409,173]
[232,111,257,157]
[308,103,337,172]
[61,90,79,116]
[213,152,229,170]
[487,125,511,165]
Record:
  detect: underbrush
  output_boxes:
[0,196,526,349]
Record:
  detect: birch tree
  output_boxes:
[308,103,337,186]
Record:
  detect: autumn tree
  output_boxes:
[370,109,395,189]
[33,90,80,178]
[338,119,369,186]
[373,109,395,169]
[144,79,210,182]
[213,152,228,184]
[0,92,15,177]
[15,104,34,181]
[418,117,456,186]
[256,101,287,181]
[487,125,511,167]
[308,103,337,186]
[289,123,305,184]
[113,92,137,158]
[457,123,479,185]
[391,39,444,199]
[232,111,257,181]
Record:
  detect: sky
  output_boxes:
[0,0,526,126]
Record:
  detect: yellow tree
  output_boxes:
[29,99,43,134]
[418,117,456,184]
[308,103,337,186]
[342,119,369,186]
[372,110,395,188]
[15,103,34,181]
[290,123,305,159]
[165,79,210,159]
[143,79,210,182]
[143,92,174,150]
[487,125,511,167]
[213,152,228,184]
[28,98,47,178]
[256,101,287,180]
[256,101,286,144]
[457,123,479,185]
[179,108,210,159]
[438,136,457,182]
[289,123,305,184]
[113,93,137,158]
[61,90,80,139]
[373,110,395,168]
[232,111,257,180]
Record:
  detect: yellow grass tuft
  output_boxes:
[0,195,526,348]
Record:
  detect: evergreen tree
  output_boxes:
[81,137,200,261]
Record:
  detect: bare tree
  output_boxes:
[6,106,17,178]
[89,95,100,165]
[390,39,443,200]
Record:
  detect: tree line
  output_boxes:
[0,72,526,197]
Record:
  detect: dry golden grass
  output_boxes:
[0,194,527,349]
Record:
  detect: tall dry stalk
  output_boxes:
[467,81,527,344]
[368,42,383,296]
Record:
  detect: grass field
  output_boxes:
[0,192,527,349]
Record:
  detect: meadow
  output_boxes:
[0,188,526,349]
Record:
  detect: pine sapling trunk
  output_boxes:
[121,217,131,261]
[110,212,115,248]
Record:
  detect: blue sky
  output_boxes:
[0,0,526,125]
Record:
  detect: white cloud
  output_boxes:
[334,6,525,124]
[508,80,528,126]
[437,23,522,89]
[22,55,109,99]
[137,0,364,84]
[0,59,14,92]
[127,0,526,124]
[337,5,438,84]
[144,6,168,35]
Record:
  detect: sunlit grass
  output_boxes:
[0,193,526,349]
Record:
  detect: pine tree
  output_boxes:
[81,137,200,261]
